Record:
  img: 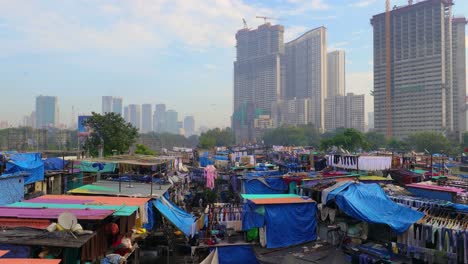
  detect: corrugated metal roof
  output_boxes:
[7,202,138,217]
[0,207,113,220]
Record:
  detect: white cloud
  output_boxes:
[349,0,377,7]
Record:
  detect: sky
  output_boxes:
[0,0,467,129]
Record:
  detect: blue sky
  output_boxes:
[0,0,467,129]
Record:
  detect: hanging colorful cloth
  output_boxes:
[204,165,218,190]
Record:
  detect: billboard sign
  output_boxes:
[78,115,92,136]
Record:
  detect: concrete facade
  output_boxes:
[371,0,466,138]
[141,104,152,133]
[284,27,327,130]
[325,93,365,132]
[233,23,284,143]
[36,96,58,128]
[327,50,345,98]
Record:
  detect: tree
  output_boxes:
[386,137,408,152]
[134,144,157,155]
[405,132,451,154]
[365,132,386,151]
[319,128,368,152]
[83,112,138,156]
[198,128,234,149]
[263,125,320,146]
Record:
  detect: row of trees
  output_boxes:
[20,112,460,157]
[263,126,462,155]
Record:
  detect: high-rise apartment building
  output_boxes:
[371,0,466,138]
[128,104,141,131]
[184,116,195,137]
[36,96,58,128]
[102,96,113,114]
[325,93,365,132]
[141,104,152,133]
[284,27,327,130]
[124,106,129,123]
[271,98,310,127]
[327,50,345,98]
[233,23,285,143]
[112,97,123,115]
[165,110,179,134]
[368,112,375,131]
[452,17,467,138]
[153,104,166,133]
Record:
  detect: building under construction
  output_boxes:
[371,0,466,139]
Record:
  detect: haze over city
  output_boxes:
[4,0,465,129]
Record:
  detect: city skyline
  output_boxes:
[4,1,464,129]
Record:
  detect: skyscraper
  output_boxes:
[124,106,129,123]
[327,50,345,98]
[371,0,466,138]
[35,96,58,128]
[183,116,195,137]
[271,98,310,127]
[284,27,327,130]
[324,93,365,132]
[368,112,375,131]
[102,96,113,114]
[153,104,166,133]
[452,17,467,138]
[233,23,285,143]
[128,104,141,131]
[112,97,123,115]
[165,110,178,134]
[141,104,152,133]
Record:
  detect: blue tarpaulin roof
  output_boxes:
[153,195,195,237]
[326,183,423,234]
[242,200,317,248]
[242,177,287,194]
[211,245,259,264]
[44,157,68,171]
[5,153,44,185]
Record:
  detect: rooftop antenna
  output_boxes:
[242,18,248,29]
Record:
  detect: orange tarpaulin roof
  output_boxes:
[249,197,315,205]
[42,195,150,207]
[0,259,61,264]
[0,250,8,257]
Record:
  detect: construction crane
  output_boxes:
[242,18,248,29]
[385,0,392,138]
[256,16,277,24]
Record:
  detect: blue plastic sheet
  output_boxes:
[5,153,44,185]
[264,203,316,248]
[241,201,265,230]
[327,183,423,234]
[213,245,259,264]
[213,155,229,161]
[44,157,68,170]
[143,201,155,231]
[0,173,24,205]
[243,178,287,194]
[153,196,195,237]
